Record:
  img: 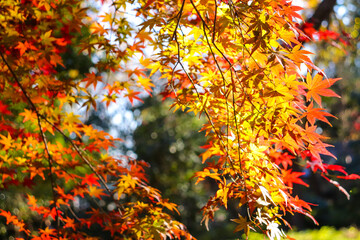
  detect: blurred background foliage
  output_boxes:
[298,0,360,231]
[132,95,240,239]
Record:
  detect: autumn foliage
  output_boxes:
[0,0,358,239]
[0,0,190,239]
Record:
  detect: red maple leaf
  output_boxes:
[281,169,309,190]
[323,164,348,175]
[337,174,360,180]
[0,101,11,115]
[270,150,294,169]
[81,173,101,187]
[289,195,318,225]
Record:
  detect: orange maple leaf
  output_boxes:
[82,72,103,89]
[63,216,76,230]
[0,133,13,150]
[39,227,56,238]
[304,73,340,106]
[15,41,38,56]
[302,101,335,126]
[90,22,108,35]
[28,166,45,180]
[0,210,18,225]
[19,109,37,123]
[88,185,107,199]
[125,90,143,105]
[0,210,29,234]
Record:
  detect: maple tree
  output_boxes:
[0,0,358,239]
[0,0,191,239]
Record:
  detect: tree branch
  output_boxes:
[307,0,337,30]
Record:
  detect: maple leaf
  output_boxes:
[125,90,143,105]
[267,221,286,240]
[0,101,11,115]
[88,185,107,199]
[231,215,251,235]
[63,216,76,230]
[136,31,153,42]
[306,157,327,173]
[125,68,146,78]
[201,205,218,231]
[302,101,335,126]
[323,164,348,175]
[322,175,350,200]
[39,227,56,239]
[15,41,38,56]
[15,42,28,56]
[72,186,87,198]
[270,150,294,169]
[161,200,179,214]
[102,93,117,107]
[281,169,309,190]
[337,174,360,180]
[29,167,45,180]
[27,194,37,208]
[286,44,313,64]
[117,174,138,196]
[63,112,81,125]
[82,173,101,187]
[193,168,221,184]
[50,54,64,67]
[100,12,114,25]
[82,72,103,89]
[216,180,231,208]
[0,210,30,234]
[137,75,155,94]
[304,73,340,106]
[303,124,327,144]
[90,22,108,35]
[0,210,18,225]
[288,5,304,20]
[41,30,56,45]
[0,133,13,150]
[289,195,315,214]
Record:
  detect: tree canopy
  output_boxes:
[0,0,358,239]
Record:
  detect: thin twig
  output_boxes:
[171,0,186,41]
